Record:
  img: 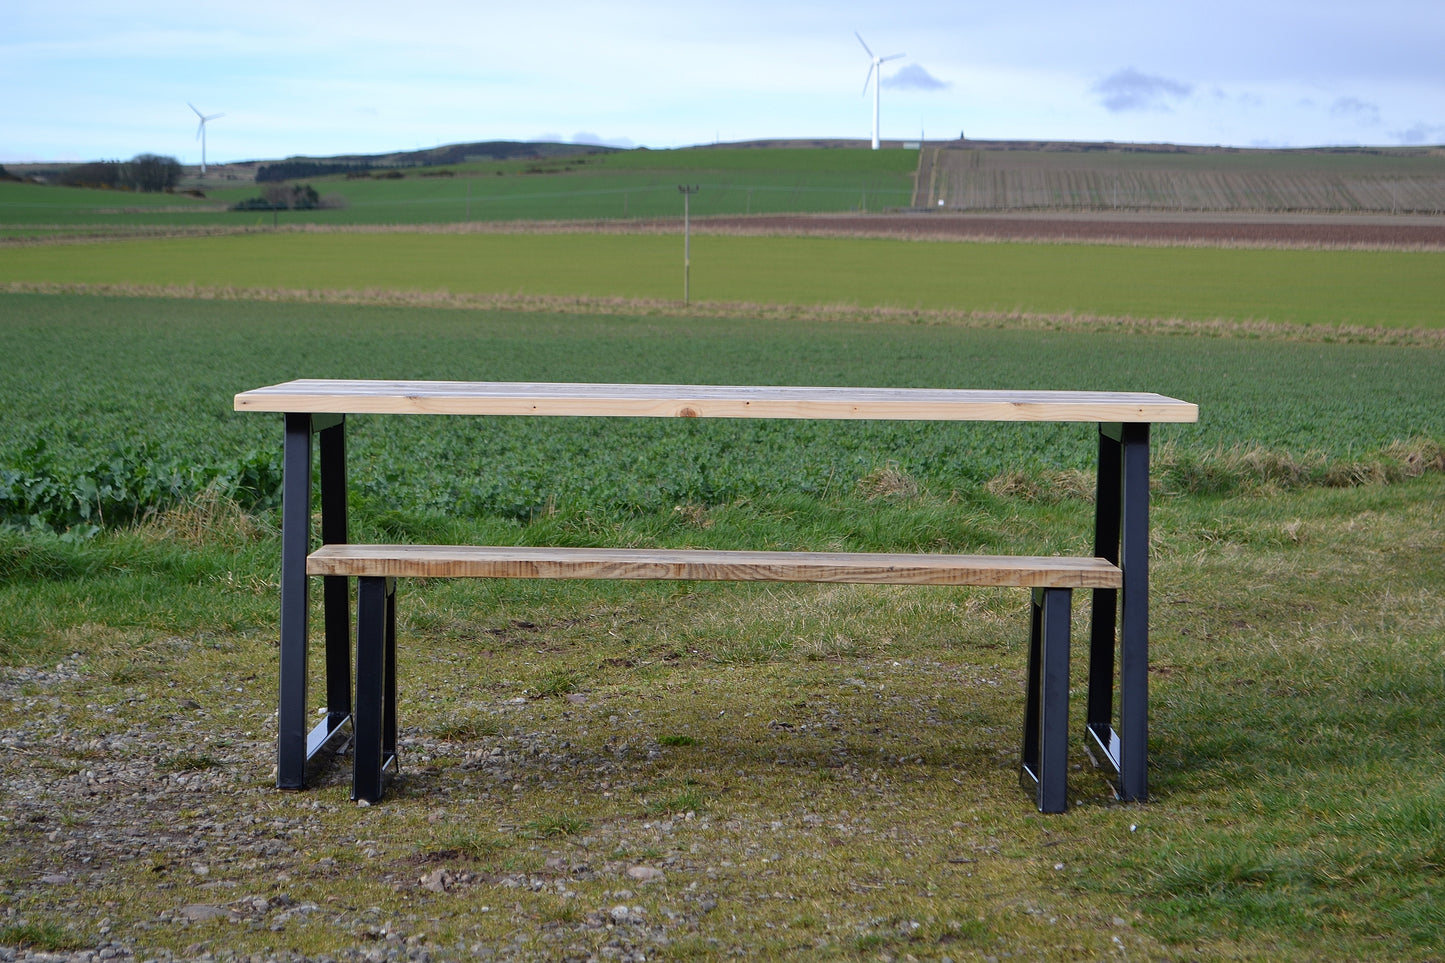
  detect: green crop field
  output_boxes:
[0,147,919,233]
[3,231,1443,328]
[9,143,1445,238]
[3,292,1442,533]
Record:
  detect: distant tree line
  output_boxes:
[230,183,345,211]
[256,160,373,182]
[58,154,182,192]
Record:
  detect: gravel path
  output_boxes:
[1,658,722,963]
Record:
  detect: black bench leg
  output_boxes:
[354,576,397,803]
[1021,587,1071,813]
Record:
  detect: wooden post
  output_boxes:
[678,185,699,305]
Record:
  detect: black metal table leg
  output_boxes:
[319,420,352,740]
[277,414,313,789]
[1087,422,1151,803]
[1117,422,1151,802]
[383,578,398,768]
[277,412,351,791]
[1088,427,1121,757]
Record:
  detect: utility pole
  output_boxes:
[678,185,699,305]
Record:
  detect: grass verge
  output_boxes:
[1,232,1442,327]
[1,474,1442,960]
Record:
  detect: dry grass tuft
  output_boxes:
[985,469,1096,503]
[856,462,920,501]
[1384,438,1445,477]
[671,504,715,529]
[1154,438,1445,497]
[133,487,274,548]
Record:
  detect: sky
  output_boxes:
[4,0,1443,165]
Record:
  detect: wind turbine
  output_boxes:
[189,103,224,174]
[855,32,903,150]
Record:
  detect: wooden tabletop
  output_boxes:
[235,380,1198,423]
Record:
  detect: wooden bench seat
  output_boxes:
[306,544,1123,588]
[314,543,1120,812]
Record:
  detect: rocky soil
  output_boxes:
[3,646,1117,963]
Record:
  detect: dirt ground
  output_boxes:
[685,211,1445,248]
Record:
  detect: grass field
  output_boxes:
[1,179,1444,961]
[1,287,1443,961]
[4,232,1445,328]
[3,291,1443,536]
[0,148,920,233]
[8,142,1445,236]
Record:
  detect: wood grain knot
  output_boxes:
[677,406,699,418]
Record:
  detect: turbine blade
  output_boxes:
[189,102,204,118]
[882,53,905,62]
[854,31,873,58]
[861,63,875,96]
[207,113,225,122]
[196,121,204,140]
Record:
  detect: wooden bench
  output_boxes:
[308,545,1122,811]
[235,380,1197,814]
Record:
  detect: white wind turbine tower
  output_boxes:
[189,103,224,174]
[855,32,903,150]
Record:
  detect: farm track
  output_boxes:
[8,211,1445,251]
[682,212,1445,249]
[279,211,1445,249]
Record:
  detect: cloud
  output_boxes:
[1330,97,1381,125]
[572,131,637,149]
[1093,68,1193,112]
[882,64,950,91]
[1392,123,1445,145]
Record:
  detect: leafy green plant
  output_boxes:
[0,436,280,539]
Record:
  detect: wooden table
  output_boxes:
[235,380,1198,804]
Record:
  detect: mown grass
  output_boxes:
[2,232,1442,328]
[2,474,1442,960]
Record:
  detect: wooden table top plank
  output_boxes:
[236,380,1198,423]
[307,544,1124,588]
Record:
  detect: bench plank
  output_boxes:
[236,380,1199,424]
[307,544,1122,588]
